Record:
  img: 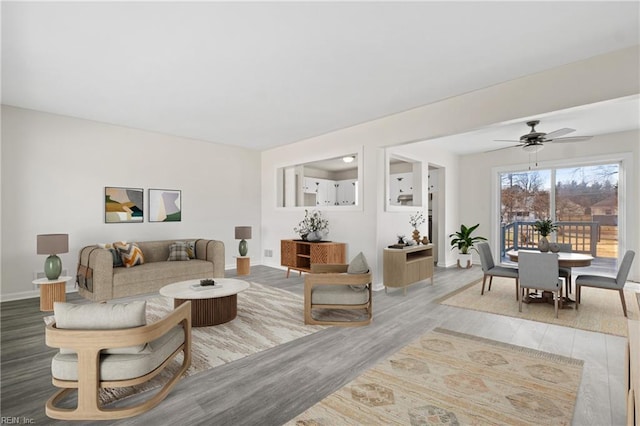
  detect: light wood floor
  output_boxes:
[0,265,628,425]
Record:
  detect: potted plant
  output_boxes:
[294,209,329,241]
[533,218,558,252]
[449,223,487,268]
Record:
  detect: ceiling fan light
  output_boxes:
[522,143,544,153]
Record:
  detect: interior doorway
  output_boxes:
[428,165,444,264]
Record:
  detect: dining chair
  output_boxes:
[557,243,573,295]
[518,252,563,318]
[477,242,519,299]
[576,250,636,317]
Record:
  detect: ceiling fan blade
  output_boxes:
[548,135,593,143]
[544,128,575,139]
[493,139,523,143]
[484,144,521,153]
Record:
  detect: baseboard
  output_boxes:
[0,282,78,303]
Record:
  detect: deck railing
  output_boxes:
[501,221,599,257]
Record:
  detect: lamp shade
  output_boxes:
[235,226,252,240]
[37,234,69,255]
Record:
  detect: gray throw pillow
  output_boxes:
[54,301,147,354]
[168,242,190,261]
[347,252,369,274]
[347,252,369,291]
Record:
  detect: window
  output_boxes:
[499,162,619,263]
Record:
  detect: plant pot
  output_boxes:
[412,229,421,244]
[538,237,550,252]
[457,253,472,269]
[306,231,323,242]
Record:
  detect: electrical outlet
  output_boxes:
[264,249,273,257]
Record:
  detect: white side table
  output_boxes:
[33,276,72,312]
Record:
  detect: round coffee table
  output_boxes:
[159,278,250,327]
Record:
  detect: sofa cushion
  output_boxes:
[115,242,145,268]
[168,242,190,261]
[54,301,147,354]
[185,240,197,259]
[112,260,213,289]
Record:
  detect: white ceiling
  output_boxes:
[2,2,639,151]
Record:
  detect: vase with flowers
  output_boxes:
[294,209,329,242]
[409,211,426,244]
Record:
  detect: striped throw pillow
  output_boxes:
[114,242,145,268]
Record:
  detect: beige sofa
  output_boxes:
[76,239,224,302]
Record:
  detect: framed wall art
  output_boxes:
[149,189,182,222]
[105,187,144,223]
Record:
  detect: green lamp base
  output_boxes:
[44,254,62,280]
[239,239,248,257]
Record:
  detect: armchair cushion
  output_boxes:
[311,285,370,305]
[51,326,184,381]
[347,252,370,290]
[54,301,147,354]
[347,252,369,274]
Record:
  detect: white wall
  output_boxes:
[457,130,640,281]
[260,47,639,288]
[1,106,261,301]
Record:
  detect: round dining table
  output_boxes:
[505,249,594,307]
[506,249,594,267]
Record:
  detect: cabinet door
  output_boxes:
[390,172,413,205]
[281,240,296,267]
[336,179,356,205]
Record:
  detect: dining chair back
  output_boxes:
[557,243,573,294]
[518,252,563,318]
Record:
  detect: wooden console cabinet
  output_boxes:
[281,239,346,277]
[383,244,434,295]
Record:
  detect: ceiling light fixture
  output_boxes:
[342,156,355,163]
[522,143,544,153]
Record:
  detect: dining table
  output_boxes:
[505,249,594,307]
[506,249,594,267]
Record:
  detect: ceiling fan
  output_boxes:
[490,120,593,153]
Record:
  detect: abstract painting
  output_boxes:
[149,189,181,222]
[105,187,144,223]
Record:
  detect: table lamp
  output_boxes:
[37,234,69,280]
[234,226,252,257]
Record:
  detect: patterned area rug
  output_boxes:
[438,277,639,337]
[288,328,583,426]
[100,281,325,404]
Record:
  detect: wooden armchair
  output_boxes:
[304,264,372,326]
[45,301,191,420]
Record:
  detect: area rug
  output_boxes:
[99,281,326,404]
[288,328,583,426]
[438,277,639,337]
